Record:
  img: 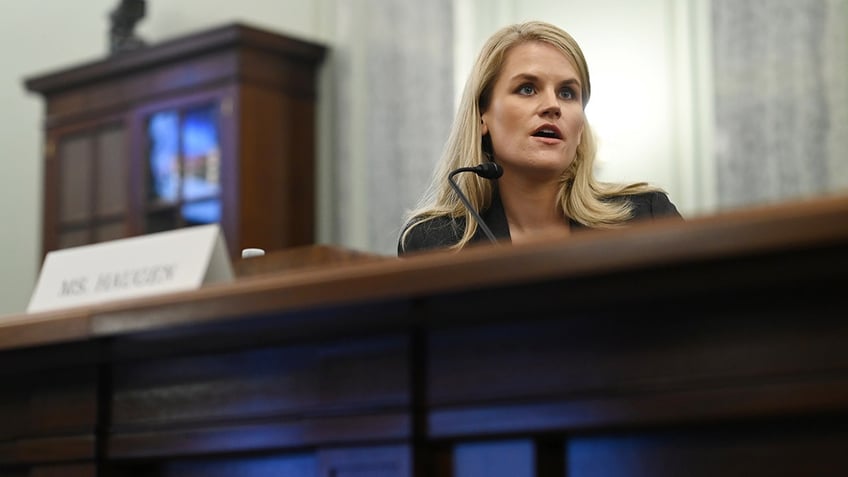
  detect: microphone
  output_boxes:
[448,162,504,243]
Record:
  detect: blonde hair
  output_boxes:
[401,21,658,250]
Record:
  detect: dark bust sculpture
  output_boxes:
[109,0,147,54]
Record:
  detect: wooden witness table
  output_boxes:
[1,195,848,476]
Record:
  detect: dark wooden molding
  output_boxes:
[24,23,326,96]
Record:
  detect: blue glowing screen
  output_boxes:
[148,104,221,224]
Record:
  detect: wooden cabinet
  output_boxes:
[25,23,326,258]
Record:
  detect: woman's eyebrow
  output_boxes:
[508,73,581,88]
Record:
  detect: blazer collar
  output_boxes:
[474,189,585,243]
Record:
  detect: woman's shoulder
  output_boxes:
[398,215,465,255]
[618,191,683,221]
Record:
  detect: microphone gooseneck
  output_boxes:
[448,162,503,243]
[470,162,504,179]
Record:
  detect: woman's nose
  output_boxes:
[539,90,561,117]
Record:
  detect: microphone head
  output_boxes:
[475,162,504,179]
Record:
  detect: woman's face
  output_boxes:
[481,41,585,180]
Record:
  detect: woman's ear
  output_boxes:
[480,114,489,136]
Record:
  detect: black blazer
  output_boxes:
[398,191,681,255]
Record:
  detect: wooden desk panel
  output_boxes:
[106,334,411,458]
[0,196,847,476]
[0,367,98,469]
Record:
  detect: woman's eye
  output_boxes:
[518,85,535,95]
[559,88,575,99]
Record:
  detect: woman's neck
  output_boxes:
[498,176,570,243]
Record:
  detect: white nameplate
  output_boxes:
[27,224,234,314]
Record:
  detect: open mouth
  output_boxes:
[531,126,563,139]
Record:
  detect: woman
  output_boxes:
[398,21,680,254]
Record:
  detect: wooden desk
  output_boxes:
[2,196,848,477]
